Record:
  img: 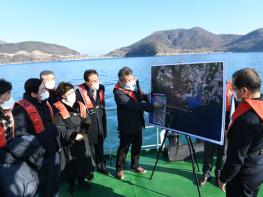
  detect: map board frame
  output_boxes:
[149,61,226,145]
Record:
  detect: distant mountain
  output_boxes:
[0,41,86,64]
[0,40,6,44]
[106,27,263,57]
[226,28,263,52]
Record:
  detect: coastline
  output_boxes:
[1,51,262,66]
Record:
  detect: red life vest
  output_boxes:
[0,125,8,148]
[16,99,54,134]
[0,112,14,148]
[226,81,233,112]
[113,82,142,101]
[77,84,104,109]
[53,101,87,119]
[227,98,263,140]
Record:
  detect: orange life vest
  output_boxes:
[113,82,142,101]
[0,112,14,148]
[226,81,233,112]
[227,99,263,140]
[77,84,104,109]
[53,101,87,119]
[16,99,54,134]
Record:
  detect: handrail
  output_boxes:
[104,108,162,155]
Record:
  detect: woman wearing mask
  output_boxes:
[0,79,42,197]
[54,82,93,196]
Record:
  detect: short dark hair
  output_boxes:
[0,79,12,95]
[40,70,54,79]
[118,67,133,79]
[232,68,261,92]
[83,69,98,82]
[24,78,42,94]
[56,82,74,98]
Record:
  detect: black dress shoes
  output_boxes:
[198,175,211,186]
[97,163,109,175]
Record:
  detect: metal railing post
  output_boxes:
[156,127,159,150]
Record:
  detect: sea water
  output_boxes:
[1,52,263,152]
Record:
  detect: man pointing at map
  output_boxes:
[113,67,163,180]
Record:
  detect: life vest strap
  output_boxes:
[16,99,53,134]
[227,99,263,140]
[53,101,70,119]
[113,82,139,101]
[78,84,104,109]
[53,101,87,119]
[78,101,87,118]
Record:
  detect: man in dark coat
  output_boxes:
[113,67,163,179]
[76,69,108,175]
[0,79,44,197]
[12,78,60,197]
[219,68,263,197]
[54,82,94,195]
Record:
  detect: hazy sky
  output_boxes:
[0,0,262,55]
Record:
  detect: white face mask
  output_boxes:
[120,79,137,91]
[233,92,242,102]
[66,92,76,106]
[90,83,100,91]
[45,80,56,90]
[39,91,49,101]
[0,97,15,110]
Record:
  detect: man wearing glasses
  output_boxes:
[76,69,108,175]
[113,67,163,180]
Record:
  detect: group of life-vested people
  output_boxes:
[0,67,263,197]
[0,66,163,197]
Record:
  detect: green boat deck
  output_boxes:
[59,150,263,197]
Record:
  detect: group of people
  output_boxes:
[1,66,263,197]
[0,66,162,197]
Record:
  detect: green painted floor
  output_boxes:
[59,150,263,197]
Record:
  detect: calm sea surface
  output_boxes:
[1,52,263,152]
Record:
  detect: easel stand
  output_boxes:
[150,130,201,197]
[185,135,201,197]
[150,129,169,180]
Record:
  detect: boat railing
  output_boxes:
[104,107,163,155]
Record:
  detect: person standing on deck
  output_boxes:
[113,67,163,180]
[199,80,234,186]
[54,82,94,195]
[76,69,108,175]
[12,78,60,197]
[0,79,43,197]
[219,68,263,197]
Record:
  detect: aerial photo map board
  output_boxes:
[149,62,225,145]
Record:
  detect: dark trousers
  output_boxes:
[39,152,60,197]
[226,176,261,197]
[116,131,142,171]
[91,134,105,167]
[202,140,227,177]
